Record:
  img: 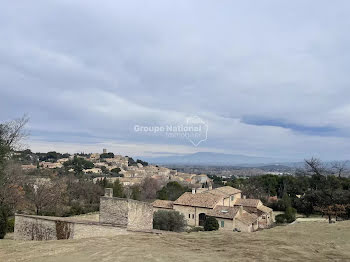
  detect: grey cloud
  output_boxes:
[1,0,350,160]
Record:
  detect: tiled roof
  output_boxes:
[202,186,241,197]
[152,200,174,209]
[237,212,258,225]
[235,198,261,208]
[257,205,273,213]
[173,192,223,208]
[207,206,240,219]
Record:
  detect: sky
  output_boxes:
[1,0,350,161]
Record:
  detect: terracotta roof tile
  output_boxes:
[207,206,240,219]
[257,205,273,213]
[202,186,241,197]
[174,192,222,208]
[235,198,261,208]
[152,200,174,209]
[237,212,258,225]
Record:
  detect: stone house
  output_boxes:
[152,186,273,232]
[152,200,174,212]
[235,198,274,228]
[39,161,63,169]
[207,205,259,232]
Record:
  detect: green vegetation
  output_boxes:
[63,156,94,175]
[7,217,15,233]
[36,151,70,162]
[111,167,121,174]
[153,210,186,232]
[127,157,137,166]
[157,181,188,201]
[0,205,8,239]
[275,214,286,224]
[112,179,124,198]
[100,152,114,159]
[130,185,141,200]
[211,160,350,222]
[136,159,148,166]
[204,216,219,231]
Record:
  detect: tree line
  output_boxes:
[211,158,350,222]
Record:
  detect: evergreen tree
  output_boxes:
[113,179,124,198]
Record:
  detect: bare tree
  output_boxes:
[25,179,67,215]
[0,116,29,216]
[331,161,349,178]
[0,115,29,150]
[0,162,26,212]
[304,157,325,176]
[141,177,160,200]
[315,204,349,223]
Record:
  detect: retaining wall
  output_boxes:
[14,214,129,241]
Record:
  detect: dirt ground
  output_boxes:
[1,220,349,262]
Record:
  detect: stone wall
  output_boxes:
[73,223,129,239]
[14,214,129,241]
[127,200,153,231]
[216,218,234,231]
[234,219,253,232]
[99,197,153,231]
[173,205,213,227]
[15,215,74,241]
[99,197,129,226]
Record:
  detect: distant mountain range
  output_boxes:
[141,152,300,167]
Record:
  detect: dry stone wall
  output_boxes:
[14,214,129,241]
[100,197,153,231]
[127,200,153,231]
[99,197,129,226]
[14,215,73,241]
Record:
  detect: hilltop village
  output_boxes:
[13,149,274,235]
[19,149,211,188]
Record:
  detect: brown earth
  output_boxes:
[0,220,349,262]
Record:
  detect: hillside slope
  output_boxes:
[0,221,349,262]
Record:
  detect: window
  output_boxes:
[221,221,224,227]
[192,214,194,219]
[231,196,234,201]
[189,214,191,219]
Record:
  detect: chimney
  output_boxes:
[192,188,196,194]
[105,188,113,197]
[243,195,246,199]
[239,205,243,216]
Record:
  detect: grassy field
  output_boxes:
[1,220,349,262]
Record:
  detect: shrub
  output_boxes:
[275,214,286,224]
[7,217,15,233]
[204,216,219,231]
[153,210,186,232]
[0,206,8,239]
[284,206,297,223]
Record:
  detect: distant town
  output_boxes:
[17,149,213,188]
